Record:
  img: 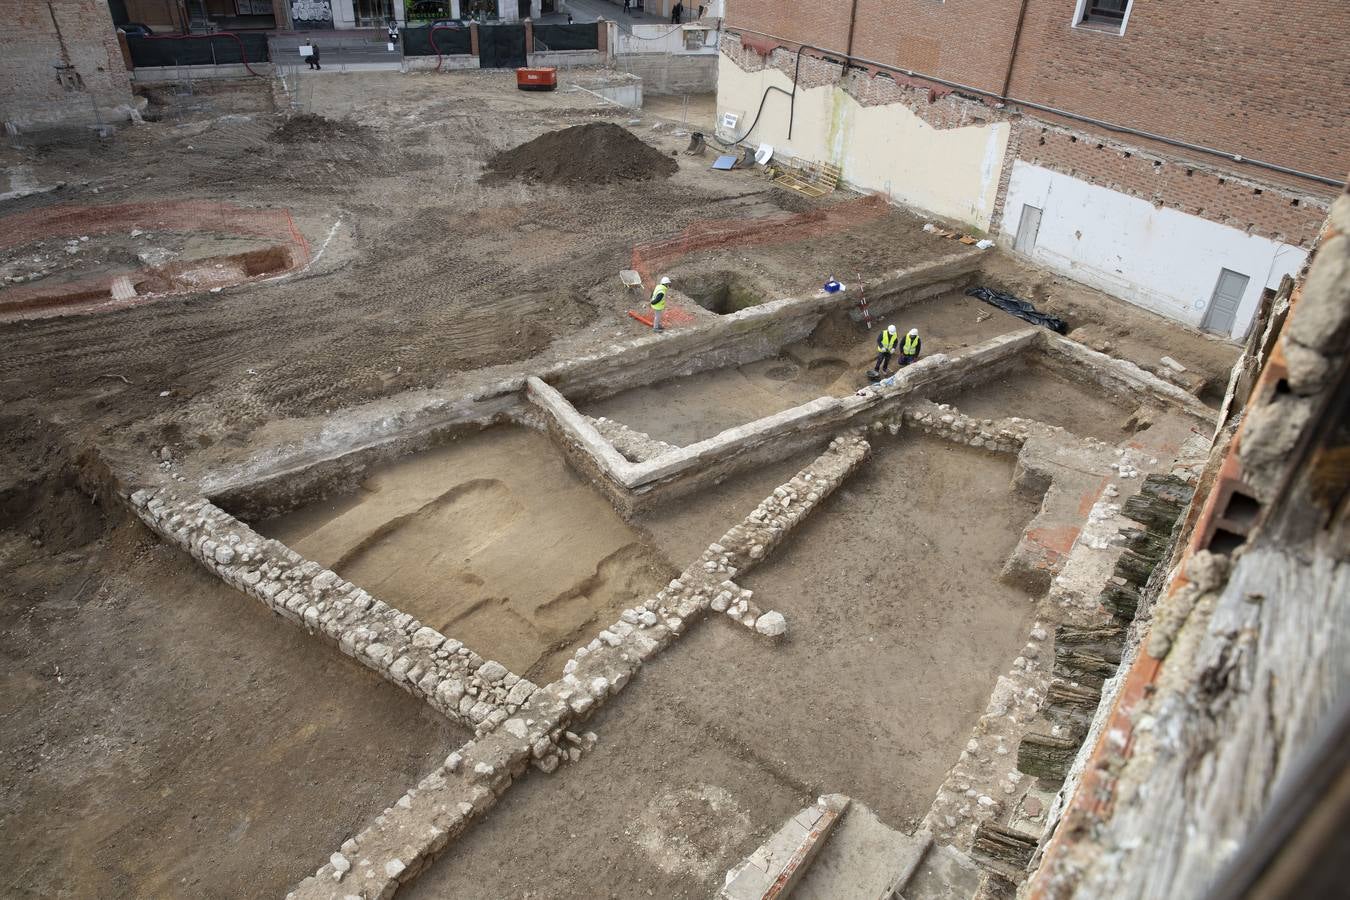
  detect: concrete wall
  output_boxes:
[0,0,134,129]
[619,52,715,95]
[1000,161,1307,339]
[614,23,719,55]
[716,51,1010,230]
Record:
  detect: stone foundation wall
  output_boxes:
[589,416,677,461]
[1036,331,1218,421]
[127,488,536,734]
[205,251,982,518]
[548,250,984,403]
[287,435,872,900]
[532,328,1038,515]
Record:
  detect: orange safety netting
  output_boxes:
[0,200,310,264]
[629,193,889,289]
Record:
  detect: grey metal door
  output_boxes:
[1203,268,1248,335]
[1014,204,1042,256]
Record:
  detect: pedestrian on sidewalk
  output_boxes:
[672,2,683,24]
[623,0,631,15]
[650,276,671,332]
[302,40,321,70]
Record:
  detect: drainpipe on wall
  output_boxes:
[1000,0,1031,100]
[843,0,859,76]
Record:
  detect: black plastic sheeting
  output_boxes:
[402,25,472,56]
[533,23,599,51]
[126,34,269,67]
[965,286,1068,333]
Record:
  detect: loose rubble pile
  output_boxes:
[588,416,677,462]
[128,488,537,733]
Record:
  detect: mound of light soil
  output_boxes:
[484,122,677,185]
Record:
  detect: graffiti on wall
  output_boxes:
[292,0,334,22]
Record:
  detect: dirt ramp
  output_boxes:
[484,122,678,186]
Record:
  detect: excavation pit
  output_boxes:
[579,356,835,446]
[256,427,675,681]
[931,363,1153,446]
[678,269,770,315]
[406,434,1041,897]
[0,200,308,321]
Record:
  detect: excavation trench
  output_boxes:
[257,426,676,682]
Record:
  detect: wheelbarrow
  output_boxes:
[620,269,645,301]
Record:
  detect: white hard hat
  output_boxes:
[887,325,897,334]
[908,328,919,336]
[660,276,671,285]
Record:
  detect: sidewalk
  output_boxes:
[550,0,668,26]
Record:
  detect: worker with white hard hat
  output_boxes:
[874,324,899,375]
[900,327,922,366]
[650,276,671,333]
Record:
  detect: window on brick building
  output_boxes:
[1075,0,1131,31]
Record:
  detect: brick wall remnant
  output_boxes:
[724,1,1349,192]
[0,0,134,129]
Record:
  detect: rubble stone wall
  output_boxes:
[533,329,1038,515]
[127,488,537,735]
[287,435,872,900]
[206,251,981,518]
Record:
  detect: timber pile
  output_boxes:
[971,821,1039,878]
[1017,475,1194,785]
[1103,475,1194,622]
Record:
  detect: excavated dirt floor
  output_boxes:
[580,290,1035,446]
[0,69,1240,897]
[407,435,1039,897]
[933,364,1145,446]
[581,356,841,446]
[260,428,674,681]
[0,522,462,899]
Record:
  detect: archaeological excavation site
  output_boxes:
[3,2,1347,899]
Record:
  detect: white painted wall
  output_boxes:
[1000,162,1306,340]
[615,23,719,54]
[717,55,1010,230]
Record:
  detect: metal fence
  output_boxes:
[402,25,473,56]
[533,23,600,51]
[126,33,271,68]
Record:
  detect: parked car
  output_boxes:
[429,19,464,28]
[118,22,153,37]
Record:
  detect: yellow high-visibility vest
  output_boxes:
[650,284,668,310]
[878,331,898,352]
[903,333,920,355]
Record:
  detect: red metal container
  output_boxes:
[516,67,558,91]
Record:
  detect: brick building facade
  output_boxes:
[0,0,133,130]
[727,0,1348,188]
[717,0,1348,338]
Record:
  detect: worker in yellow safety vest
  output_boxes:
[900,327,922,366]
[650,276,671,332]
[874,324,899,374]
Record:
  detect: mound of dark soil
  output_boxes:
[270,113,373,145]
[484,122,677,185]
